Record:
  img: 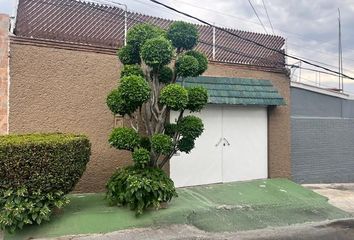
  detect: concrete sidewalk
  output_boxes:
[304,183,354,213]
[5,179,352,240]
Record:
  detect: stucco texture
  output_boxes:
[9,43,291,193]
[9,43,131,193]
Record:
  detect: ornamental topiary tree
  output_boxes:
[106,22,208,214]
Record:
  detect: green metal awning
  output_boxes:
[178,76,286,106]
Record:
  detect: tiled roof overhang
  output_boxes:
[178,76,286,106]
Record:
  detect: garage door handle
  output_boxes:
[215,138,223,147]
[223,137,230,146]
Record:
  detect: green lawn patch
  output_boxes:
[6,179,351,239]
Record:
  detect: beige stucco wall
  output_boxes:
[9,42,291,193]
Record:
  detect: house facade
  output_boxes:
[0,0,291,192]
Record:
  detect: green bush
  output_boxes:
[0,133,91,232]
[167,21,198,50]
[121,64,144,78]
[139,136,151,151]
[157,66,173,83]
[176,55,199,78]
[151,134,172,155]
[119,75,151,110]
[164,123,178,137]
[127,23,165,50]
[177,137,195,153]
[159,84,188,111]
[118,45,141,65]
[187,86,208,112]
[132,148,150,168]
[106,88,136,116]
[185,50,208,76]
[0,188,69,233]
[178,115,204,139]
[109,127,140,151]
[106,166,177,215]
[141,37,173,70]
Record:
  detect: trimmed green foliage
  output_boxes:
[167,21,198,50]
[141,37,173,69]
[120,75,151,111]
[185,50,208,76]
[177,137,195,153]
[0,133,91,232]
[164,123,178,137]
[176,55,199,78]
[121,64,144,78]
[160,84,188,111]
[109,127,140,151]
[178,115,204,139]
[187,86,208,112]
[151,134,172,155]
[106,88,136,116]
[127,23,165,50]
[140,136,151,151]
[118,45,141,65]
[106,166,177,215]
[132,148,150,168]
[158,66,173,83]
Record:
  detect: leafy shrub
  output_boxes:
[178,115,204,139]
[109,127,140,151]
[185,50,208,76]
[0,133,91,232]
[119,75,151,110]
[0,188,69,233]
[177,137,195,153]
[159,84,188,111]
[151,134,173,155]
[106,166,177,215]
[127,23,165,50]
[164,123,178,137]
[187,86,208,112]
[106,88,136,116]
[140,136,151,151]
[158,66,173,83]
[141,37,173,70]
[176,55,199,78]
[121,64,144,78]
[132,148,150,168]
[118,45,141,65]
[167,21,198,50]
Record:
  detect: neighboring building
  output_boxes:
[291,82,354,183]
[0,0,291,192]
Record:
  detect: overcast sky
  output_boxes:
[2,0,354,94]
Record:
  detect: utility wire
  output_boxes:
[149,0,354,80]
[261,0,275,35]
[247,0,268,34]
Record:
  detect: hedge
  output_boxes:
[0,133,91,194]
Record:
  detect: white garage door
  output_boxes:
[170,105,268,188]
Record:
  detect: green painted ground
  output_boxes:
[6,179,352,239]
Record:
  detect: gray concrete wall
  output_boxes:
[291,87,354,183]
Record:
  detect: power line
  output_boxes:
[261,0,274,35]
[247,0,268,34]
[149,0,354,81]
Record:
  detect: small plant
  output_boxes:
[106,21,208,214]
[0,133,91,232]
[106,166,177,215]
